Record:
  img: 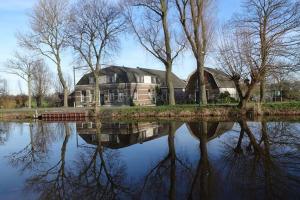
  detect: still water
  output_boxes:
[0,119,299,200]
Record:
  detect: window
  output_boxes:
[151,77,156,84]
[140,76,144,83]
[109,93,114,102]
[89,77,94,84]
[81,91,86,102]
[109,76,113,83]
[114,73,117,83]
[144,76,151,83]
[118,93,124,102]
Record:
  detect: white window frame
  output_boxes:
[80,91,84,102]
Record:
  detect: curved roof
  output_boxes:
[76,65,186,88]
[186,67,235,88]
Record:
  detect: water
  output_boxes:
[0,119,299,200]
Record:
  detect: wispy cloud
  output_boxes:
[0,0,36,11]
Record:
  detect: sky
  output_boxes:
[0,0,243,95]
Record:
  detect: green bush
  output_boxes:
[215,92,237,104]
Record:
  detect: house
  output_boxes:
[75,65,186,106]
[185,67,238,102]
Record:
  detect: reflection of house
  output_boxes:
[186,68,237,102]
[186,122,234,141]
[75,66,186,106]
[77,122,183,149]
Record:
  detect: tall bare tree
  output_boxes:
[18,0,70,107]
[175,0,215,105]
[32,60,52,107]
[218,0,300,110]
[68,0,126,113]
[125,0,186,105]
[237,0,300,103]
[4,52,38,108]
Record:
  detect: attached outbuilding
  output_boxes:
[185,67,238,103]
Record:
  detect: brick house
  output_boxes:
[74,65,186,106]
[185,67,238,102]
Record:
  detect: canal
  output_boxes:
[0,118,299,199]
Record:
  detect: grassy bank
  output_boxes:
[99,104,240,120]
[262,101,300,116]
[0,102,299,120]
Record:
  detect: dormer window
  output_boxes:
[109,73,117,83]
[140,76,144,83]
[89,76,95,84]
[151,76,156,84]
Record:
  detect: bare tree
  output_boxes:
[175,0,215,105]
[0,77,8,96]
[18,0,70,107]
[32,60,52,107]
[238,0,300,103]
[218,0,300,110]
[4,52,38,108]
[67,0,126,113]
[125,0,186,105]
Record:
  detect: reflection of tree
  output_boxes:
[71,121,129,199]
[7,122,52,172]
[135,122,192,200]
[221,119,300,199]
[24,123,72,199]
[0,122,10,145]
[188,121,216,200]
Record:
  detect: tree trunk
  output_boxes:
[197,59,207,106]
[238,98,247,110]
[28,77,32,109]
[166,63,175,105]
[260,77,265,103]
[36,95,42,107]
[161,0,175,106]
[63,88,68,107]
[56,55,68,107]
[199,0,208,106]
[94,73,100,114]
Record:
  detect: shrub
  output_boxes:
[0,96,17,109]
[215,91,237,104]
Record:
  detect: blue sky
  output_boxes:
[0,0,242,94]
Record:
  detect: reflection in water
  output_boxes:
[7,122,53,172]
[221,120,300,199]
[24,123,71,199]
[0,122,11,145]
[0,119,299,199]
[71,121,130,199]
[77,121,177,149]
[132,121,191,200]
